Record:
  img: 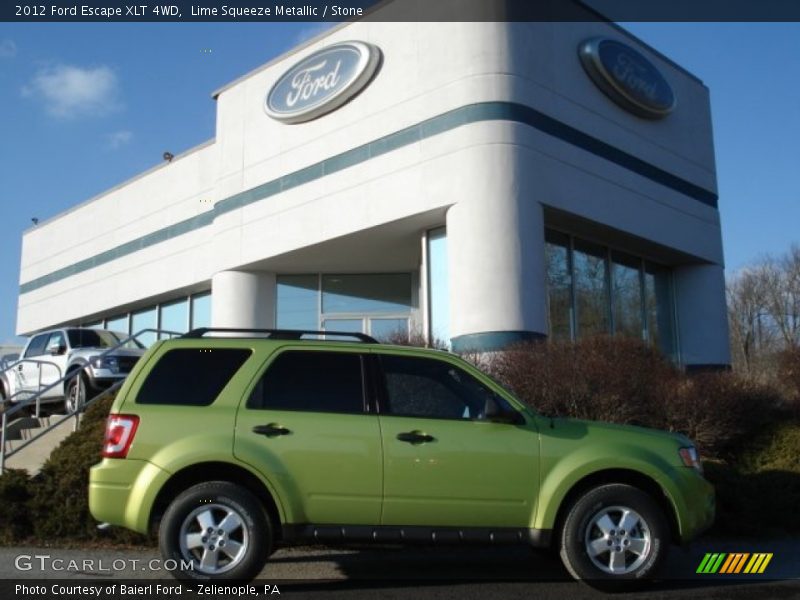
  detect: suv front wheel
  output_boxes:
[65,373,88,414]
[160,481,272,581]
[559,483,668,587]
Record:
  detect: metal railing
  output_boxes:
[0,328,181,475]
[3,358,63,418]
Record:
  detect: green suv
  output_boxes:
[89,328,714,584]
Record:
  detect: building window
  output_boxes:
[573,239,610,337]
[159,299,189,339]
[321,274,411,314]
[276,275,318,330]
[544,229,676,358]
[190,292,211,329]
[544,230,573,340]
[131,307,157,347]
[105,314,129,335]
[426,227,450,346]
[645,263,677,357]
[276,273,413,340]
[611,251,644,339]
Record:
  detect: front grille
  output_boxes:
[116,356,140,374]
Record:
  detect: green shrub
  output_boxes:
[737,419,800,473]
[29,395,115,540]
[1,393,149,545]
[688,421,800,537]
[0,469,34,543]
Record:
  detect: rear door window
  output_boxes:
[248,351,365,414]
[136,348,251,406]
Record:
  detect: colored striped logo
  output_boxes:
[696,552,773,574]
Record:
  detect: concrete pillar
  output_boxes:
[211,270,276,330]
[447,145,547,352]
[673,263,731,369]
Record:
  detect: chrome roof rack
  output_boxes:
[181,328,379,344]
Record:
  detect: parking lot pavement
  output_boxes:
[0,541,797,599]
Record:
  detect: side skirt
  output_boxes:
[281,524,552,548]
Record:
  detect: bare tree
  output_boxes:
[727,265,774,373]
[727,244,800,376]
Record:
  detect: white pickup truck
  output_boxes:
[0,328,145,413]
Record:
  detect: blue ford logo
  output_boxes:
[265,41,381,124]
[579,38,676,119]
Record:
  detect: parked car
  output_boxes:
[89,328,714,587]
[0,328,146,412]
[0,353,20,405]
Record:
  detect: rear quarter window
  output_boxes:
[136,348,251,406]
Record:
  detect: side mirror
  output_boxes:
[483,397,525,425]
[48,344,66,356]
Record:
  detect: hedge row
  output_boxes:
[486,336,795,459]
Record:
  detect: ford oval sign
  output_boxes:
[265,41,381,124]
[579,38,676,119]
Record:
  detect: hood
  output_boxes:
[70,347,146,359]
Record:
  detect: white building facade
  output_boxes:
[16,17,731,368]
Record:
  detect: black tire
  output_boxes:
[559,483,668,589]
[65,373,88,414]
[159,481,271,581]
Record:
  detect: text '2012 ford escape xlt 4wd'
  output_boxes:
[89,329,714,586]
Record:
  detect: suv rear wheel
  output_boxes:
[559,483,668,587]
[160,481,272,581]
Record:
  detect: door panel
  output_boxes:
[233,349,382,525]
[235,410,383,524]
[379,416,538,527]
[40,332,67,399]
[20,333,48,397]
[373,352,539,528]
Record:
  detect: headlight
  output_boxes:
[679,446,703,474]
[90,355,119,374]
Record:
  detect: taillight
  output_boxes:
[102,414,140,458]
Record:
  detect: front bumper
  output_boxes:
[672,467,715,542]
[89,458,171,534]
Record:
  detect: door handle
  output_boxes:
[18,364,23,371]
[396,430,435,444]
[252,423,291,438]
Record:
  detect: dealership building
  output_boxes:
[16,9,731,368]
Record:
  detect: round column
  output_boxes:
[447,145,548,352]
[211,270,277,330]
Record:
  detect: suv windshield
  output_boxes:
[67,329,144,350]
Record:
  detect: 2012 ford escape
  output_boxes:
[89,328,714,585]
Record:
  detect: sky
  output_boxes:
[0,21,799,345]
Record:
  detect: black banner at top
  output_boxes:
[3,0,800,22]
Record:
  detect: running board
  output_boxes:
[282,524,552,548]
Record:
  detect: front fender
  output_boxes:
[534,442,682,531]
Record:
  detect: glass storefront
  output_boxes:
[131,307,158,347]
[426,227,450,346]
[276,273,413,341]
[545,229,677,357]
[159,299,189,339]
[190,292,211,329]
[78,291,210,341]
